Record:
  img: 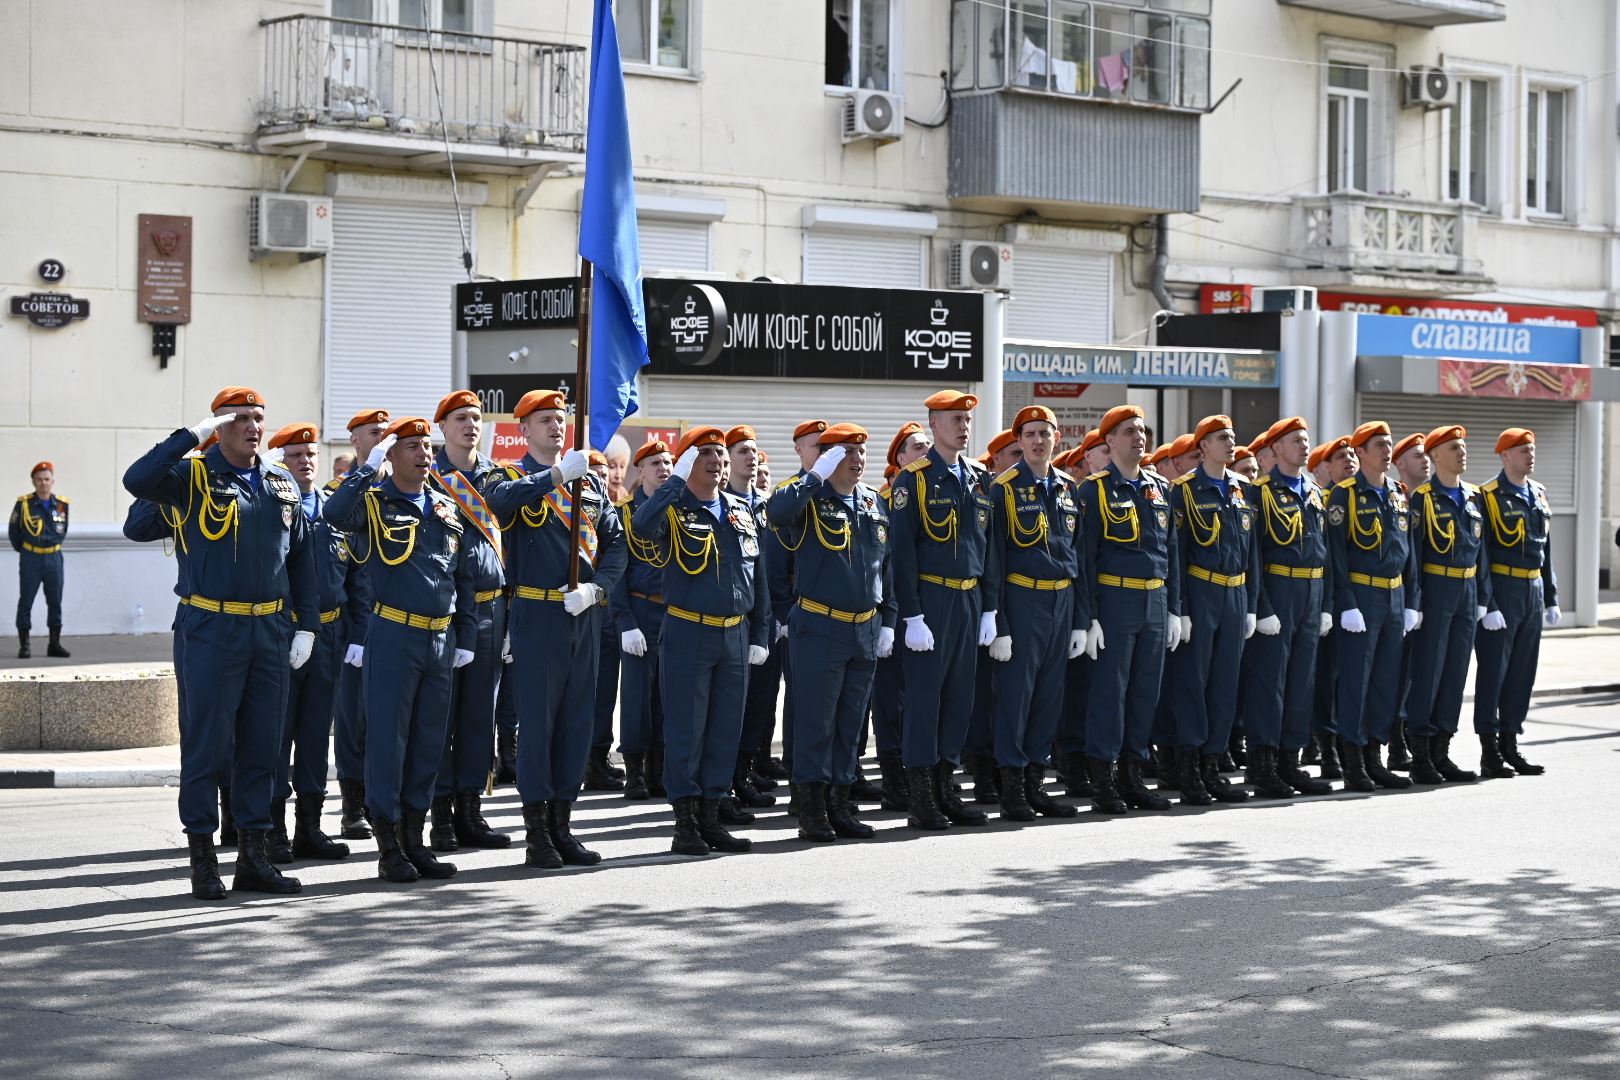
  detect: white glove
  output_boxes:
[989,635,1012,662]
[1245,613,1257,639]
[673,447,700,481]
[775,620,789,642]
[453,648,475,668]
[1179,614,1193,645]
[1068,629,1085,659]
[621,628,647,657]
[1255,615,1281,636]
[1476,605,1488,621]
[190,413,236,444]
[555,448,589,485]
[563,582,602,616]
[1086,619,1105,659]
[978,611,998,647]
[344,643,364,667]
[810,444,847,480]
[289,630,315,669]
[1545,605,1561,627]
[261,446,285,467]
[1403,608,1422,633]
[1166,615,1183,651]
[366,434,397,470]
[1319,612,1333,637]
[876,626,894,658]
[748,644,769,666]
[1481,609,1507,631]
[1340,608,1367,633]
[904,614,934,652]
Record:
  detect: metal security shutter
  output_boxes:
[1006,248,1113,344]
[326,199,473,433]
[639,218,710,272]
[803,232,927,287]
[642,375,969,470]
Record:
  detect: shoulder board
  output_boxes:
[1463,481,1480,494]
[56,496,68,505]
[1253,473,1272,485]
[993,466,1019,486]
[1052,467,1073,483]
[903,458,929,474]
[1086,470,1109,481]
[1414,480,1433,496]
[1335,477,1358,489]
[502,464,524,481]
[773,477,796,490]
[1172,473,1193,486]
[613,492,632,507]
[15,495,26,502]
[1481,478,1499,492]
[878,482,891,499]
[323,477,344,492]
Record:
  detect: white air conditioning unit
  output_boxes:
[1404,66,1456,110]
[249,193,334,257]
[948,241,1014,291]
[842,89,903,144]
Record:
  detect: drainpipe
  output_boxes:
[1150,214,1178,314]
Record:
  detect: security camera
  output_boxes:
[507,346,530,363]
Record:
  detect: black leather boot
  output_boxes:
[16,631,29,659]
[935,762,988,826]
[1154,744,1181,791]
[1318,735,1344,780]
[671,795,711,855]
[429,794,459,851]
[1087,756,1127,814]
[829,785,875,838]
[848,761,884,803]
[1248,745,1296,800]
[1337,737,1376,792]
[337,778,370,839]
[1218,749,1237,772]
[188,833,226,900]
[266,797,293,863]
[1499,733,1544,775]
[748,755,779,792]
[904,766,949,830]
[1025,764,1077,817]
[646,745,668,798]
[292,792,351,859]
[1201,754,1250,803]
[733,753,775,807]
[964,753,1001,804]
[400,809,456,878]
[522,803,564,868]
[622,752,650,800]
[1387,720,1412,771]
[372,816,420,882]
[1279,748,1332,794]
[1363,742,1412,789]
[878,757,910,812]
[453,788,511,847]
[1302,736,1321,765]
[232,829,302,894]
[796,783,836,842]
[1061,751,1094,798]
[548,800,602,864]
[716,795,755,825]
[218,787,237,847]
[1479,733,1517,778]
[1431,733,1477,782]
[583,748,625,791]
[1405,734,1445,785]
[1117,757,1171,810]
[1177,750,1213,806]
[755,751,788,781]
[997,765,1035,821]
[46,628,70,658]
[495,729,517,785]
[1227,728,1247,769]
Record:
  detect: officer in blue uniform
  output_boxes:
[1145,432,1202,787]
[962,429,1021,806]
[1245,417,1333,798]
[982,405,1085,822]
[1327,420,1421,793]
[1054,432,1109,799]
[767,423,895,842]
[263,424,351,862]
[485,390,627,870]
[124,386,317,900]
[725,425,780,813]
[1387,431,1434,775]
[1077,404,1182,815]
[1307,435,1356,780]
[10,462,71,658]
[324,416,478,883]
[613,439,674,801]
[1168,415,1261,805]
[585,450,628,794]
[426,390,512,852]
[1473,426,1557,778]
[632,426,771,855]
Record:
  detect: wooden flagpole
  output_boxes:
[567,259,592,590]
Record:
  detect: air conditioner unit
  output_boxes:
[1404,66,1456,110]
[248,193,334,257]
[842,89,903,144]
[948,241,1014,291]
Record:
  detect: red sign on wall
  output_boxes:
[1438,359,1592,401]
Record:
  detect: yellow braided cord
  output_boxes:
[1178,482,1221,548]
[1484,488,1526,549]
[191,457,238,543]
[1095,476,1139,543]
[915,472,958,545]
[364,489,418,566]
[519,499,551,529]
[1259,481,1303,546]
[1422,490,1456,556]
[810,502,852,553]
[1002,481,1048,549]
[17,499,43,538]
[622,503,670,568]
[1348,491,1383,551]
[667,506,717,575]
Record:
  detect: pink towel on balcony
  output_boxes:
[1098,51,1129,92]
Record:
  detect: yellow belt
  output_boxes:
[1423,563,1477,579]
[918,574,978,590]
[292,606,343,625]
[1266,563,1324,579]
[1097,574,1164,591]
[1188,566,1247,588]
[474,589,501,604]
[668,605,744,628]
[513,585,566,602]
[797,597,878,623]
[1349,572,1403,589]
[186,595,285,617]
[1006,574,1072,591]
[372,602,451,631]
[1491,564,1541,579]
[22,542,61,555]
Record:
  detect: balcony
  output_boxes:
[256,15,585,175]
[1276,0,1505,28]
[1289,193,1492,291]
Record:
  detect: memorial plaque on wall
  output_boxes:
[137,214,193,324]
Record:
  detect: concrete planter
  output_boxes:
[0,673,178,751]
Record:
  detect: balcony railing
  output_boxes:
[1291,193,1485,279]
[257,15,585,157]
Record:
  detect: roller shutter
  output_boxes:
[1006,248,1113,345]
[639,218,711,272]
[803,232,927,288]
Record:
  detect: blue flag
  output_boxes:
[579,0,649,452]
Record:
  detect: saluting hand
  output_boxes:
[673,446,700,481]
[365,434,397,470]
[289,630,315,670]
[810,445,846,480]
[190,413,236,444]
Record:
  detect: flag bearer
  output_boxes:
[613,440,674,801]
[10,462,70,658]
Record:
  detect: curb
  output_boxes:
[1,766,184,788]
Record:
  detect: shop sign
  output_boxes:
[1319,291,1597,328]
[1002,341,1277,388]
[663,283,728,366]
[1200,284,1253,313]
[1439,359,1591,402]
[9,292,90,329]
[456,278,578,331]
[1356,313,1582,365]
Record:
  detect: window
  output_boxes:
[619,0,692,71]
[333,1,488,34]
[638,219,710,273]
[400,0,473,33]
[1527,87,1567,217]
[803,232,925,288]
[826,0,893,91]
[1326,62,1370,192]
[1448,77,1491,206]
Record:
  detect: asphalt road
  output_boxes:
[2,693,1618,1080]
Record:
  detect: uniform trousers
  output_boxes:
[15,550,64,630]
[435,595,503,797]
[1312,626,1338,738]
[1404,575,1477,738]
[660,617,748,801]
[741,634,781,761]
[788,608,877,786]
[363,619,454,821]
[900,581,981,768]
[619,595,666,754]
[1150,672,1175,749]
[868,651,905,760]
[594,617,619,754]
[1172,577,1248,756]
[1085,584,1168,762]
[964,644,996,759]
[277,618,340,798]
[1057,655,1089,755]
[511,595,600,804]
[778,638,797,772]
[1334,582,1405,747]
[333,614,367,782]
[1472,576,1544,736]
[1243,576,1323,750]
[993,584,1072,768]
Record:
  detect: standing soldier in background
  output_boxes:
[11,462,70,658]
[615,440,673,802]
[1387,432,1433,772]
[963,427,1021,805]
[726,425,779,812]
[584,450,627,793]
[1147,430,1202,782]
[1053,430,1110,798]
[1473,428,1556,778]
[1306,435,1355,777]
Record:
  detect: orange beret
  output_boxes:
[924,390,978,412]
[385,417,432,440]
[884,463,898,479]
[1080,428,1105,454]
[634,440,671,465]
[725,425,757,447]
[987,429,1017,457]
[1233,444,1255,462]
[197,434,218,451]
[1308,436,1353,471]
[514,390,567,419]
[1167,433,1198,460]
[793,420,828,441]
[1392,433,1427,463]
[29,462,53,476]
[819,423,868,446]
[1193,414,1234,443]
[1145,444,1171,466]
[268,423,319,449]
[674,426,726,458]
[1349,420,1391,448]
[587,450,608,466]
[888,422,924,469]
[1426,425,1465,452]
[1264,416,1308,446]
[1495,427,1534,454]
[435,390,481,423]
[758,451,768,463]
[211,386,264,411]
[1098,405,1144,438]
[1013,405,1059,433]
[348,409,390,431]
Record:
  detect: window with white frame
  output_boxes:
[333,0,489,33]
[1526,86,1568,217]
[1448,77,1492,207]
[1326,62,1370,193]
[618,0,693,72]
[826,0,895,91]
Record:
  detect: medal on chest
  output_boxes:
[281,504,294,527]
